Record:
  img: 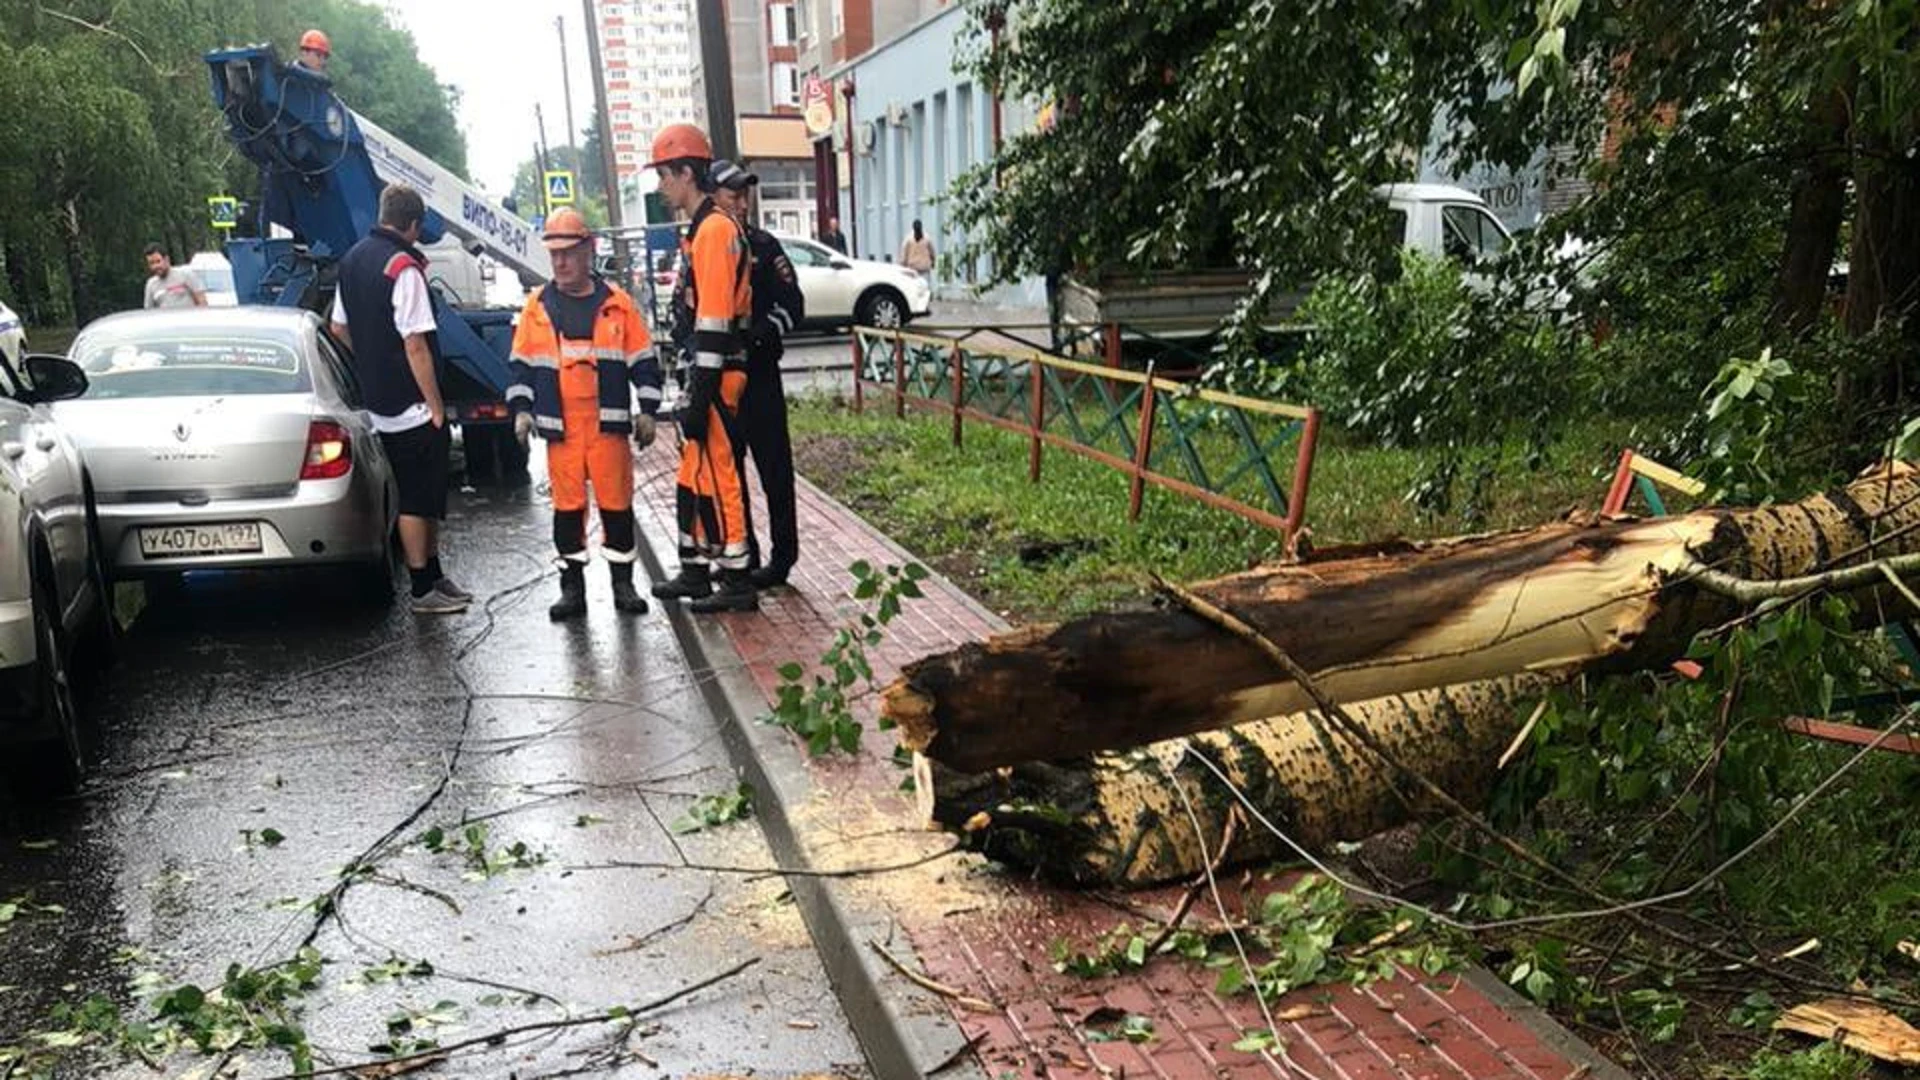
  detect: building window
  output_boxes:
[756,162,813,204]
[771,3,796,46]
[771,62,799,108]
[795,0,814,42]
[830,0,843,36]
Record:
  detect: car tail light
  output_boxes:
[465,402,508,421]
[300,420,352,480]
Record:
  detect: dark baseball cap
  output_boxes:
[711,158,759,192]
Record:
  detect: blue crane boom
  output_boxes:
[204,43,548,479]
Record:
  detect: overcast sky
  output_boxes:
[386,1,603,194]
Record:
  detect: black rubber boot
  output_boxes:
[688,569,758,614]
[609,562,649,614]
[651,563,713,600]
[548,563,587,621]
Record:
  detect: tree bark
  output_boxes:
[886,467,1920,772]
[925,676,1559,887]
[1769,84,1851,336]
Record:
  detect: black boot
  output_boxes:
[748,564,792,590]
[688,569,758,614]
[549,563,587,621]
[651,563,713,600]
[609,562,649,614]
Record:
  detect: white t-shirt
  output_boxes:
[144,267,202,309]
[332,265,437,433]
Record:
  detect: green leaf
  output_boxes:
[777,661,805,681]
[1232,1029,1277,1053]
[258,828,285,847]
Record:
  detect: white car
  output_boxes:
[0,298,26,365]
[773,234,932,329]
[0,350,113,795]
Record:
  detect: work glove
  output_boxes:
[513,411,533,447]
[632,413,657,450]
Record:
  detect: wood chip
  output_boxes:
[1774,999,1920,1066]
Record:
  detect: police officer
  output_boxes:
[710,160,803,588]
[507,207,664,620]
[646,124,758,614]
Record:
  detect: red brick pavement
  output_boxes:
[633,437,1595,1080]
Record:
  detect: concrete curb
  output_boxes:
[1457,967,1638,1080]
[633,530,986,1080]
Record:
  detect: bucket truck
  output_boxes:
[204,43,550,481]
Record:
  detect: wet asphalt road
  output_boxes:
[0,467,868,1077]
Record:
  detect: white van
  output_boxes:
[186,252,239,307]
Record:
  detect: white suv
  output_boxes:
[774,234,933,329]
[0,349,112,796]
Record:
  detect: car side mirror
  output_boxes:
[23,355,88,402]
[829,258,852,270]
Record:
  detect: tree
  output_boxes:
[952,0,1920,409]
[0,0,469,325]
[508,145,610,230]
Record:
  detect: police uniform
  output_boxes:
[710,161,805,587]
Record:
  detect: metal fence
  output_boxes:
[849,326,1320,548]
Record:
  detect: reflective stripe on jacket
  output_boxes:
[506,281,661,440]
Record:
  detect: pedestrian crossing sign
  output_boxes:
[544,170,576,208]
[207,195,239,230]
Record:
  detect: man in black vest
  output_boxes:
[711,160,804,587]
[329,184,470,614]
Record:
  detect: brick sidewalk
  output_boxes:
[633,435,1611,1080]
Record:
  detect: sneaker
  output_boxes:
[410,582,471,615]
[434,575,474,602]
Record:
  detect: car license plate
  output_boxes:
[138,522,264,558]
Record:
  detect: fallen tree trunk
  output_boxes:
[926,675,1560,887]
[887,466,1920,772]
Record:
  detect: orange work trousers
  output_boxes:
[675,370,750,570]
[548,358,634,513]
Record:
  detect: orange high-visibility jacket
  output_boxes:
[506,283,661,441]
[681,199,751,372]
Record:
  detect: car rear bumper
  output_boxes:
[95,472,390,576]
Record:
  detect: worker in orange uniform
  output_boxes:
[295,29,330,74]
[508,207,664,621]
[645,123,758,613]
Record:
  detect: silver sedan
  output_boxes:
[56,308,397,586]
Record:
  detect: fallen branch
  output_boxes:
[253,957,762,1080]
[568,843,962,880]
[888,466,1920,771]
[866,940,997,1012]
[1682,549,1920,605]
[1146,807,1241,955]
[1155,578,1920,1006]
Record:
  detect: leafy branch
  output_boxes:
[766,560,929,756]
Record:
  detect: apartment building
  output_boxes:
[596,0,698,220]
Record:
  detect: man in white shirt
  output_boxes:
[142,245,206,309]
[329,185,469,614]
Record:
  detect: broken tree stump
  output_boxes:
[886,466,1920,772]
[925,676,1558,886]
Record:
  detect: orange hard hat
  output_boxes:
[645,123,713,167]
[542,207,593,251]
[300,29,331,57]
